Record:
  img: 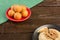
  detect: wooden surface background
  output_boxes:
[0,0,60,40]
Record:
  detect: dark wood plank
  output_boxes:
[37,0,57,6]
[38,0,60,6]
[0,33,32,40]
[0,0,60,40]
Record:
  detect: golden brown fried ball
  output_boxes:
[11,5,22,12]
[22,10,28,17]
[14,12,22,20]
[8,10,15,17]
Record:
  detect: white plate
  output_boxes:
[33,24,60,40]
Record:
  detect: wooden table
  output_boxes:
[0,0,60,40]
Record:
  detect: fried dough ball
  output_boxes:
[20,5,26,11]
[8,10,15,17]
[22,10,28,17]
[14,12,22,20]
[11,5,22,12]
[9,5,28,20]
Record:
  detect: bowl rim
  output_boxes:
[6,7,31,22]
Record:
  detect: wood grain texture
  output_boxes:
[0,33,32,40]
[0,0,60,40]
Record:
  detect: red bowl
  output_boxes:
[6,8,31,22]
